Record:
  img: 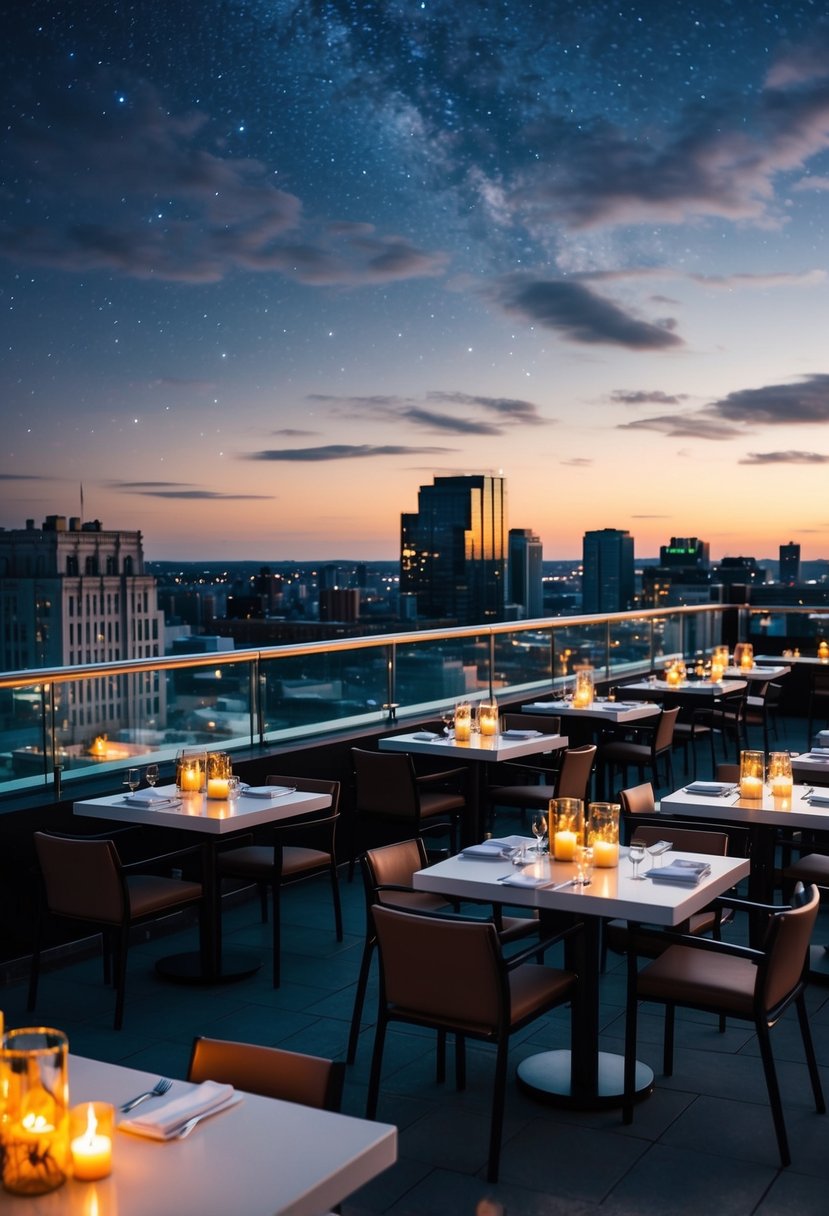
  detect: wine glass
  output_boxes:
[628,842,646,881]
[531,811,547,853]
[123,768,140,795]
[440,707,454,737]
[145,763,159,788]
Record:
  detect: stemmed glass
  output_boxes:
[531,811,547,853]
[628,842,646,881]
[123,768,140,795]
[440,708,454,737]
[145,763,159,788]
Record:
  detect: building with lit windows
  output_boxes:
[508,528,543,619]
[779,541,801,586]
[400,474,507,624]
[581,528,635,614]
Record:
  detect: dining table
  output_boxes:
[0,1053,397,1216]
[619,676,748,702]
[74,784,331,984]
[378,728,569,843]
[723,663,791,683]
[412,843,749,1109]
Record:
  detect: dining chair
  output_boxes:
[622,883,825,1166]
[216,775,342,988]
[598,706,679,795]
[671,701,715,780]
[486,742,596,819]
[709,684,749,760]
[349,748,465,878]
[366,904,580,1182]
[807,669,829,749]
[28,831,204,1030]
[346,838,541,1065]
[188,1035,345,1112]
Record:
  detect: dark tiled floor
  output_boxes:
[3,714,829,1215]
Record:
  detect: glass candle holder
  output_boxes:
[665,663,682,687]
[588,803,620,867]
[768,751,793,800]
[175,748,206,795]
[476,700,499,737]
[739,750,765,800]
[454,701,472,742]
[819,639,829,662]
[70,1102,113,1181]
[551,797,584,861]
[739,643,754,670]
[1,1027,69,1196]
[205,751,232,800]
[572,667,594,709]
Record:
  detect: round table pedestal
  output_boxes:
[516,1049,653,1110]
[155,949,261,985]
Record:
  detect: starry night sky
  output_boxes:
[3,1,829,560]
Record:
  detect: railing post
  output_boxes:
[383,642,398,722]
[488,631,495,700]
[253,655,264,744]
[604,619,611,682]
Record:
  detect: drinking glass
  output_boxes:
[440,708,454,737]
[123,768,140,794]
[145,764,159,788]
[628,842,646,881]
[531,811,547,853]
[573,844,593,886]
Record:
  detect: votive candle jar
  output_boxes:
[572,668,594,709]
[551,797,584,861]
[477,700,499,737]
[1,1027,69,1196]
[739,750,765,800]
[206,751,232,799]
[454,701,472,742]
[588,803,620,867]
[768,751,793,800]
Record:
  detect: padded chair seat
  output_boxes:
[127,874,203,919]
[410,789,466,819]
[508,962,575,1024]
[487,783,555,809]
[784,854,829,883]
[605,908,721,956]
[219,844,329,879]
[638,943,757,1018]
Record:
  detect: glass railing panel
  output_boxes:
[0,680,55,794]
[606,615,659,683]
[549,621,608,687]
[394,634,492,716]
[260,643,389,738]
[492,627,552,698]
[164,660,255,750]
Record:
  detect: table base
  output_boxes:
[155,949,261,985]
[516,1050,653,1110]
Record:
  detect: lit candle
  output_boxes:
[739,775,763,799]
[592,839,619,867]
[454,703,472,741]
[71,1104,112,1182]
[771,775,793,798]
[554,830,578,861]
[478,705,498,736]
[180,766,201,792]
[207,777,230,800]
[710,662,724,683]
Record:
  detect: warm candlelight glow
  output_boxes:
[554,829,578,861]
[819,640,829,661]
[739,775,763,799]
[477,701,499,736]
[572,667,594,708]
[180,765,201,792]
[739,749,765,800]
[454,701,472,741]
[70,1103,113,1182]
[206,777,230,800]
[588,802,620,867]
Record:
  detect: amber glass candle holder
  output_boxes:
[767,751,793,800]
[739,750,765,800]
[588,803,620,867]
[552,797,584,861]
[454,701,472,742]
[206,751,232,799]
[1,1027,69,1196]
[572,667,594,709]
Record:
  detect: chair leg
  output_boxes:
[330,863,343,941]
[346,936,375,1065]
[662,1005,675,1076]
[796,993,826,1114]
[27,912,43,1012]
[756,1021,790,1167]
[622,940,640,1125]
[258,882,269,924]
[486,1037,510,1183]
[366,1013,388,1120]
[113,923,129,1031]
[436,1029,447,1083]
[272,880,281,988]
[455,1033,466,1091]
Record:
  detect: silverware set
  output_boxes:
[120,1077,172,1113]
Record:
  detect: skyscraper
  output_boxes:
[581,528,634,614]
[401,475,507,624]
[779,541,801,586]
[508,528,543,619]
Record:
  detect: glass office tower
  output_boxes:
[401,475,507,624]
[581,528,635,614]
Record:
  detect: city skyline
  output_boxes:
[3,3,829,562]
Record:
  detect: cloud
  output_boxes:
[113,481,272,500]
[0,72,447,287]
[610,390,690,406]
[739,450,829,465]
[0,473,44,481]
[561,457,593,466]
[493,277,683,349]
[689,270,826,289]
[619,373,829,439]
[247,444,456,461]
[306,389,550,434]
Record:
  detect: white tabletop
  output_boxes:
[74,785,331,835]
[723,664,790,682]
[621,677,747,698]
[379,730,568,764]
[521,699,660,724]
[756,654,829,668]
[413,847,749,925]
[661,783,829,832]
[0,1055,396,1216]
[792,752,829,781]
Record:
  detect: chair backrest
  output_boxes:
[372,904,505,1035]
[760,884,820,1013]
[654,705,680,752]
[187,1036,344,1112]
[363,837,428,893]
[715,762,740,783]
[554,745,596,802]
[501,712,561,735]
[352,748,419,818]
[267,774,341,816]
[628,824,729,856]
[619,783,656,816]
[34,832,126,924]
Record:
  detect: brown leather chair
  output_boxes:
[346,838,538,1065]
[623,884,825,1166]
[487,743,596,816]
[349,748,465,876]
[216,776,342,988]
[29,831,204,1029]
[366,904,579,1182]
[598,706,679,795]
[188,1035,344,1112]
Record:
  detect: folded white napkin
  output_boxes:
[501,728,541,739]
[497,871,551,888]
[123,790,179,807]
[649,861,710,885]
[684,781,733,796]
[526,702,558,712]
[241,785,295,798]
[460,835,529,859]
[807,793,829,808]
[412,731,440,741]
[810,747,829,756]
[120,1081,239,1140]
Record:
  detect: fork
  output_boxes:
[120,1077,172,1113]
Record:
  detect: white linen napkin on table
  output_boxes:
[497,871,552,888]
[501,728,542,739]
[683,781,734,796]
[120,1081,240,1140]
[806,793,829,808]
[460,835,529,860]
[122,789,179,807]
[241,785,296,798]
[412,731,441,741]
